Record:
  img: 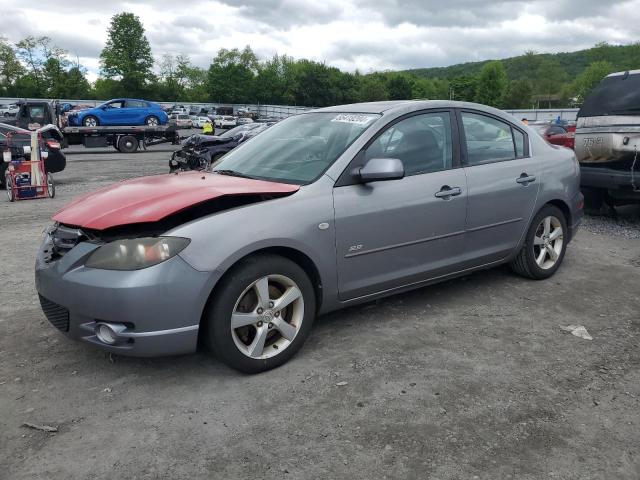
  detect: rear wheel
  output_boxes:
[6,175,15,202]
[83,115,99,127]
[510,205,567,280]
[145,115,160,126]
[204,254,316,373]
[117,135,139,154]
[46,173,55,198]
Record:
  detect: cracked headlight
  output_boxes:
[85,237,190,271]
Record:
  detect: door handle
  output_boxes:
[434,186,462,199]
[516,173,536,185]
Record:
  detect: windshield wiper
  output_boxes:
[213,169,256,179]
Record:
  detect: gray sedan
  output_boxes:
[35,101,583,373]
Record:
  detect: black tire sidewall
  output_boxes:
[118,135,138,153]
[205,254,316,373]
[522,205,568,279]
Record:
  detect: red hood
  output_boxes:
[53,171,299,230]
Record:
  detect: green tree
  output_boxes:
[449,75,478,101]
[62,66,91,98]
[16,36,69,96]
[358,73,389,102]
[386,73,413,100]
[572,60,612,103]
[535,58,567,107]
[100,12,154,97]
[0,37,24,96]
[474,61,507,107]
[503,78,533,108]
[207,46,258,103]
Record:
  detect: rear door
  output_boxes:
[124,100,146,125]
[333,110,468,300]
[458,110,540,265]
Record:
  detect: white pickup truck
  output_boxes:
[0,104,19,118]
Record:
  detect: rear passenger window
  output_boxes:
[513,128,525,158]
[126,100,146,108]
[365,112,453,176]
[462,112,516,165]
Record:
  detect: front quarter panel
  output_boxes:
[168,175,338,312]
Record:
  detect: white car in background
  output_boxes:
[236,117,254,125]
[0,104,19,117]
[172,114,193,129]
[215,116,237,129]
[194,116,212,128]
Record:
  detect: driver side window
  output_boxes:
[365,112,453,176]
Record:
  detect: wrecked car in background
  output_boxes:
[530,122,575,150]
[575,70,640,209]
[170,123,274,172]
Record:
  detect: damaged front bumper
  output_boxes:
[35,234,220,357]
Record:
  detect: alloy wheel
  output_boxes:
[146,117,159,126]
[533,216,564,270]
[230,274,304,359]
[84,117,97,127]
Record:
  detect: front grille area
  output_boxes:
[39,295,70,332]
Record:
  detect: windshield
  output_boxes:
[219,124,261,138]
[579,73,640,117]
[212,112,379,184]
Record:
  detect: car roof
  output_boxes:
[316,100,531,128]
[311,100,509,116]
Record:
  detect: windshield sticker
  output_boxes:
[331,114,377,125]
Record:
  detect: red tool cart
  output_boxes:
[3,129,55,202]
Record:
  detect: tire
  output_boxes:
[204,254,316,373]
[145,115,160,126]
[117,135,138,154]
[83,115,99,127]
[6,175,14,202]
[46,173,55,198]
[510,205,568,280]
[3,112,9,118]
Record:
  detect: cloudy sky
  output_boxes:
[4,0,640,81]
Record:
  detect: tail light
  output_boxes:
[46,139,61,150]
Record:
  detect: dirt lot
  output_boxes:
[1,138,639,479]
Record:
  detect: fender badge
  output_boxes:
[318,223,329,230]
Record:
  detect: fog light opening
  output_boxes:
[95,323,127,345]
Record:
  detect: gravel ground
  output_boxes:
[0,141,639,479]
[581,206,640,239]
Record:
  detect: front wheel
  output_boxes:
[204,254,316,373]
[510,205,567,280]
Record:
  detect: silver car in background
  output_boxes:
[36,101,583,373]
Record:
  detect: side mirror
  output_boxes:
[358,158,404,183]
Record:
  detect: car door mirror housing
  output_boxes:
[358,158,404,183]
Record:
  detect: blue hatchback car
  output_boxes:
[67,98,169,127]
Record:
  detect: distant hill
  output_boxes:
[403,43,640,81]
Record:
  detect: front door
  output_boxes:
[459,110,540,265]
[334,110,468,301]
